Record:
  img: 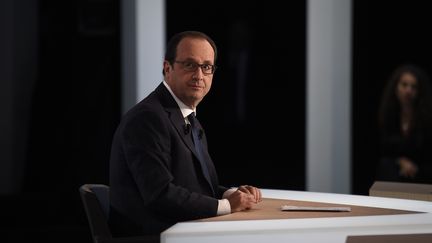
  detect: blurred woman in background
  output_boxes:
[376,64,432,183]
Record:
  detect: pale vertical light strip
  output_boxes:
[122,0,165,113]
[306,0,352,193]
[121,0,136,113]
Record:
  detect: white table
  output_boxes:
[161,189,432,243]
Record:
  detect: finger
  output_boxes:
[245,186,254,195]
[239,185,252,194]
[256,188,262,202]
[241,186,261,203]
[246,194,256,207]
[250,187,259,202]
[255,188,262,202]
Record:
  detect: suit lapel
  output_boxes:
[154,84,197,156]
[170,110,197,157]
[155,84,216,195]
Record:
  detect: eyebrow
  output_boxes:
[180,58,213,64]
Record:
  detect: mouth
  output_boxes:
[189,83,202,90]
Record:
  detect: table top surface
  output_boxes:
[162,189,432,236]
[196,197,418,222]
[161,189,432,243]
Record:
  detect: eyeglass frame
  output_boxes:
[174,60,217,75]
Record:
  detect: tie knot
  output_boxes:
[188,112,197,127]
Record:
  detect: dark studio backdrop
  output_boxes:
[352,0,432,195]
[1,0,431,242]
[165,0,307,192]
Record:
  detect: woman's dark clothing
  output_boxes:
[376,118,432,183]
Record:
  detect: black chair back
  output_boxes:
[79,184,160,243]
[79,184,112,242]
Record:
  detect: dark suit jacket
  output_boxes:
[109,83,228,236]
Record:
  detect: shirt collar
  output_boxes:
[163,81,196,119]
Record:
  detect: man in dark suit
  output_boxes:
[109,31,262,237]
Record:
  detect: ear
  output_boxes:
[163,60,172,75]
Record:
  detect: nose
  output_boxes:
[406,85,416,94]
[192,67,204,80]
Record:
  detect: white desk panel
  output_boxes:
[161,189,432,243]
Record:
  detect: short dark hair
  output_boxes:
[163,31,218,75]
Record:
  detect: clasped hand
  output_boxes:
[398,157,418,178]
[227,185,262,213]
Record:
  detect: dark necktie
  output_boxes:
[188,112,215,195]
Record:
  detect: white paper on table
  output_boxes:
[281,205,351,212]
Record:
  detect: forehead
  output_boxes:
[176,37,215,62]
[399,72,417,84]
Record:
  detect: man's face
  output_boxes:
[164,37,215,109]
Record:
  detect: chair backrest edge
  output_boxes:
[79,184,112,242]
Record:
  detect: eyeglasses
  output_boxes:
[174,60,217,75]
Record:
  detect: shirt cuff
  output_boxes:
[222,187,237,198]
[216,188,237,215]
[217,199,231,215]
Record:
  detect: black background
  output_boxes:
[352,0,432,195]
